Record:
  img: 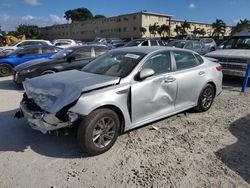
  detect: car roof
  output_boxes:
[68,45,109,50]
[113,46,197,54]
[19,45,61,50]
[233,29,250,37]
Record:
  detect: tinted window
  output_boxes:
[173,51,199,70]
[94,46,109,56]
[21,48,40,55]
[193,42,202,50]
[42,47,58,53]
[150,40,158,46]
[71,48,91,60]
[124,40,142,47]
[141,51,172,75]
[184,42,193,50]
[157,40,166,46]
[141,40,149,46]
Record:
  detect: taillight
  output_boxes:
[216,66,223,71]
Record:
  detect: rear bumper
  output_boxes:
[20,101,71,133]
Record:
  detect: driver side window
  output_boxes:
[71,47,91,60]
[141,51,172,75]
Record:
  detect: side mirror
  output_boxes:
[67,56,76,63]
[139,68,155,80]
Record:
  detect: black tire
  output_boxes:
[41,70,56,75]
[77,108,120,155]
[196,84,215,112]
[0,63,13,77]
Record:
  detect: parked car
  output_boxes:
[16,46,222,155]
[53,39,80,49]
[205,30,250,77]
[86,37,123,49]
[0,40,52,53]
[166,40,208,55]
[0,45,61,77]
[200,38,217,52]
[106,38,125,48]
[13,45,110,83]
[125,39,166,47]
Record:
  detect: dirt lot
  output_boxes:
[0,76,249,188]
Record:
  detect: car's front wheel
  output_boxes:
[196,84,215,112]
[77,108,120,155]
[0,63,13,77]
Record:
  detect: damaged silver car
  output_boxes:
[16,46,223,155]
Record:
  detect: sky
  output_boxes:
[0,0,250,31]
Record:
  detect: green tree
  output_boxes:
[160,24,170,37]
[149,23,159,37]
[212,19,226,37]
[199,28,206,36]
[180,20,191,35]
[94,15,106,19]
[192,27,200,36]
[64,7,93,22]
[16,24,40,39]
[140,27,147,36]
[231,19,250,35]
[174,25,182,36]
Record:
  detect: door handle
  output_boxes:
[199,71,206,76]
[164,76,176,83]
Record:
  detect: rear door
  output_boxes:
[172,50,207,110]
[131,51,177,125]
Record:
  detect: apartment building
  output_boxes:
[40,11,232,40]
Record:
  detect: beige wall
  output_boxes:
[40,12,232,40]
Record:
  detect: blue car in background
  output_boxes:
[0,45,62,77]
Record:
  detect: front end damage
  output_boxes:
[16,93,79,134]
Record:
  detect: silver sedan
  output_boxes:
[17,46,223,155]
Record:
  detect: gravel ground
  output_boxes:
[0,76,249,188]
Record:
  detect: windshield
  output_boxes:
[166,41,186,48]
[50,48,73,59]
[223,37,250,49]
[82,51,146,78]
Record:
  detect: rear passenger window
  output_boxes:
[94,47,109,56]
[194,54,204,64]
[173,51,199,71]
[42,47,58,53]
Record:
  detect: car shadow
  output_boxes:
[215,114,250,184]
[0,109,86,158]
[0,78,23,91]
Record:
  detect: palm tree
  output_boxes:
[180,20,191,35]
[199,28,206,37]
[149,23,159,37]
[140,27,147,37]
[174,25,182,36]
[160,24,170,37]
[212,19,226,37]
[231,19,250,35]
[192,27,200,36]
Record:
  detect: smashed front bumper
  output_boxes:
[18,101,71,134]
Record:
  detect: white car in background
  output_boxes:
[0,40,52,53]
[53,39,81,49]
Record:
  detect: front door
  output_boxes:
[131,51,177,125]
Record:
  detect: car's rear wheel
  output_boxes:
[0,63,13,77]
[77,108,120,155]
[41,70,56,75]
[196,84,215,112]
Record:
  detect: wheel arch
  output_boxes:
[207,81,216,95]
[93,105,125,134]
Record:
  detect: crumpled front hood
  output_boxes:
[206,49,250,59]
[23,70,120,113]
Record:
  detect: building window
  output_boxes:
[123,27,128,32]
[133,27,137,31]
[158,17,164,22]
[123,17,128,21]
[133,15,137,20]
